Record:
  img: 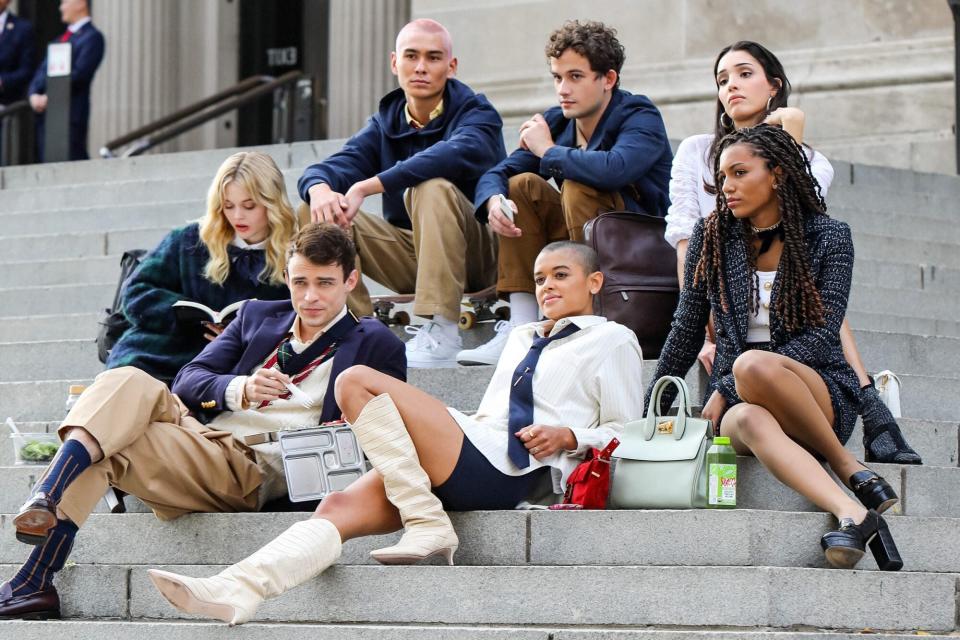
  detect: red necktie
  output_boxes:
[59,29,72,43]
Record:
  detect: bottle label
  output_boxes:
[708,462,737,506]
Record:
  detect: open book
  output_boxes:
[172,299,253,326]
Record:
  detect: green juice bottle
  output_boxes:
[707,436,737,508]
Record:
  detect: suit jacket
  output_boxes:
[29,21,105,160]
[648,213,861,440]
[473,89,673,220]
[172,300,407,423]
[0,12,35,104]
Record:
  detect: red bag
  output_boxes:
[552,438,620,510]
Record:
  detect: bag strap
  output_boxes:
[643,375,691,441]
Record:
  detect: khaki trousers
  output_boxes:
[348,178,498,322]
[56,367,262,527]
[497,173,624,295]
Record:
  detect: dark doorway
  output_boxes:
[238,0,328,146]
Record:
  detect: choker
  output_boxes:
[750,219,784,255]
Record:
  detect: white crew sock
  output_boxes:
[430,314,460,341]
[509,292,539,325]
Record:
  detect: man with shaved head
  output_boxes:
[299,19,505,367]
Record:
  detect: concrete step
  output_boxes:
[828,184,960,220]
[0,283,114,316]
[835,206,960,246]
[845,310,960,339]
[851,231,960,268]
[0,561,944,630]
[0,140,340,191]
[0,507,956,573]
[0,621,940,640]
[852,259,960,294]
[0,313,101,343]
[0,202,199,239]
[0,256,119,289]
[0,227,168,262]
[848,284,960,321]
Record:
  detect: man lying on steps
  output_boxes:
[0,223,405,619]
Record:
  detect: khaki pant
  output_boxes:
[497,173,624,295]
[348,178,498,322]
[57,367,262,527]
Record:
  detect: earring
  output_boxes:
[772,182,778,190]
[719,112,733,129]
[766,96,773,113]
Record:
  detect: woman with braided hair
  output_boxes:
[651,124,902,570]
[665,40,920,466]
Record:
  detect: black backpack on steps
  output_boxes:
[96,249,147,364]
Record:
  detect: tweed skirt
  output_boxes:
[738,342,860,444]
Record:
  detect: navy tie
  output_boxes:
[507,322,580,468]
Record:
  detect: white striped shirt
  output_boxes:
[448,315,644,495]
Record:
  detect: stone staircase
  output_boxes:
[0,144,958,638]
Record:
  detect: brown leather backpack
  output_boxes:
[583,211,679,359]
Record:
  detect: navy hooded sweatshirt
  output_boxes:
[474,89,672,220]
[298,78,506,230]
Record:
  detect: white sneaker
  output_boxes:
[404,322,462,368]
[456,320,513,366]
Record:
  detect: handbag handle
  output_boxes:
[642,375,692,441]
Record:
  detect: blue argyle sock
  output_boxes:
[33,440,91,504]
[8,519,78,596]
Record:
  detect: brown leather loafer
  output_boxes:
[13,493,57,546]
[0,582,61,620]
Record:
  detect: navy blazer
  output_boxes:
[474,89,673,220]
[0,12,35,103]
[172,300,407,423]
[29,21,105,160]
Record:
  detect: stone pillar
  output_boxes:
[87,0,239,157]
[326,0,410,138]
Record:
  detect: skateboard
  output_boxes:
[371,285,510,329]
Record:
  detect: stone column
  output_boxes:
[326,0,410,138]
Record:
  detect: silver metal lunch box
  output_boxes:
[278,424,368,502]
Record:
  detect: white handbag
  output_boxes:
[873,370,902,418]
[608,375,711,509]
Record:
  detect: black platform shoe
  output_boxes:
[820,509,903,571]
[849,469,899,514]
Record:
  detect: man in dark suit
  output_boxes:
[0,223,406,619]
[0,0,35,106]
[28,0,104,161]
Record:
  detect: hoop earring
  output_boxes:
[719,112,733,129]
[766,96,773,113]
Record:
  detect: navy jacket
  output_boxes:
[29,21,105,160]
[0,12,35,104]
[173,300,406,423]
[298,78,506,230]
[474,90,672,220]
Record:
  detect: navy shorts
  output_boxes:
[432,436,549,511]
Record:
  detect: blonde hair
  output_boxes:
[199,151,297,286]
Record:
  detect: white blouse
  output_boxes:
[447,315,644,497]
[664,133,835,248]
[746,270,777,344]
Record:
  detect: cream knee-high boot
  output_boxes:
[147,518,341,626]
[351,392,458,565]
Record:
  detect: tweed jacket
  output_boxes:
[648,213,861,440]
[105,223,290,383]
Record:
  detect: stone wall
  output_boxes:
[414,0,955,173]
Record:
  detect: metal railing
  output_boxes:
[100,71,309,158]
[949,0,960,175]
[0,100,33,166]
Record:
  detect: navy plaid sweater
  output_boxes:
[105,223,289,383]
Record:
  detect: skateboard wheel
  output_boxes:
[393,311,410,326]
[459,311,476,330]
[494,307,511,321]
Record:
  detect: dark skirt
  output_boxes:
[743,341,860,444]
[432,437,550,511]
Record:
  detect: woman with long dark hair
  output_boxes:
[664,40,920,465]
[653,124,902,570]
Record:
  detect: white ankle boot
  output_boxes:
[147,518,341,625]
[350,393,459,564]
